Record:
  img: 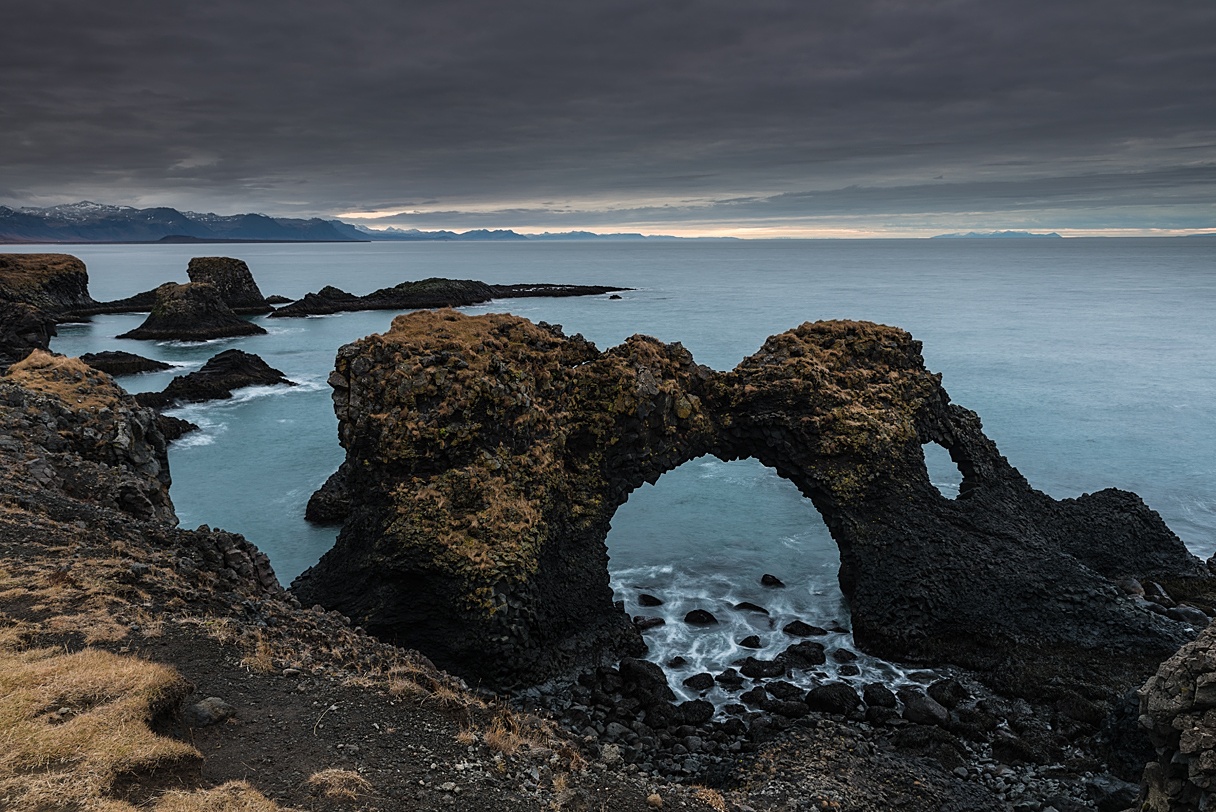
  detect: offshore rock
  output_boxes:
[80,350,172,376]
[0,253,97,316]
[269,277,628,318]
[294,310,1209,693]
[117,282,267,341]
[186,256,273,314]
[136,349,294,409]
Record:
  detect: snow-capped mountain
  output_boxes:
[0,202,366,243]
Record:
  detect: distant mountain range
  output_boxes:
[931,230,1063,239]
[0,202,707,244]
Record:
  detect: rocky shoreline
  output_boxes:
[5,251,1216,810]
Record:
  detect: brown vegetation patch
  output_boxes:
[5,350,124,411]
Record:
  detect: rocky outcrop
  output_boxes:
[0,253,97,317]
[117,282,267,341]
[269,277,628,318]
[294,310,1210,694]
[135,349,294,409]
[1139,607,1216,811]
[1,350,175,523]
[186,256,273,314]
[80,350,173,376]
[0,301,57,371]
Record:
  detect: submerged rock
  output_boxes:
[136,349,294,409]
[293,310,1212,694]
[117,282,267,341]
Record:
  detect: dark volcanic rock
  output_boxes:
[739,634,763,649]
[783,620,826,637]
[187,256,272,314]
[80,351,172,376]
[638,593,664,607]
[0,253,97,317]
[781,640,828,667]
[734,601,769,614]
[761,574,785,587]
[682,672,715,692]
[899,686,950,727]
[264,295,293,305]
[293,310,1212,693]
[136,349,294,409]
[269,277,630,318]
[157,414,199,442]
[806,682,862,716]
[117,282,267,341]
[304,465,351,524]
[0,301,57,371]
[684,609,718,625]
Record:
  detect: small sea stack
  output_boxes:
[186,256,273,314]
[80,351,172,376]
[117,282,267,341]
[135,349,294,409]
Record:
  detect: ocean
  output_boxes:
[13,237,1215,699]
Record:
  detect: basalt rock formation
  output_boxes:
[294,310,1211,696]
[135,349,294,409]
[117,282,267,341]
[1139,610,1216,811]
[0,301,57,371]
[0,253,97,317]
[80,350,173,376]
[269,277,628,318]
[186,256,273,314]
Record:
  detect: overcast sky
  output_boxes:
[3,0,1213,235]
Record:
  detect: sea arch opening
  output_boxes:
[605,455,908,702]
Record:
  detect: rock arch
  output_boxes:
[293,310,1209,696]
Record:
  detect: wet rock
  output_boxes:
[714,668,744,691]
[738,635,763,649]
[734,601,769,615]
[684,609,718,625]
[760,574,785,588]
[766,680,804,701]
[1084,774,1139,812]
[831,648,858,663]
[806,682,862,716]
[186,256,272,314]
[117,282,266,341]
[633,615,665,631]
[863,683,898,708]
[667,656,687,668]
[839,664,860,676]
[739,657,786,679]
[740,686,768,707]
[185,696,235,727]
[781,641,827,667]
[158,414,199,442]
[638,593,664,607]
[682,673,715,692]
[265,294,293,305]
[136,349,294,409]
[80,351,172,376]
[899,687,949,727]
[1167,604,1209,627]
[783,620,827,637]
[619,658,675,703]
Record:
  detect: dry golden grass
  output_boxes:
[304,769,371,801]
[155,780,285,812]
[5,350,123,411]
[0,646,198,811]
[693,787,728,811]
[482,711,524,756]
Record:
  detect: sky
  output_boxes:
[2,0,1214,237]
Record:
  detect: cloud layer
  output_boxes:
[3,0,1214,233]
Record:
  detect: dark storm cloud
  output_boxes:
[2,0,1214,231]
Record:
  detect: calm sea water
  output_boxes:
[14,238,1215,697]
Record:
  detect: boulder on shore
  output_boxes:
[80,351,172,376]
[117,282,267,341]
[136,349,294,409]
[186,257,273,314]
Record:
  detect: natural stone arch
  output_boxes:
[293,309,1210,698]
